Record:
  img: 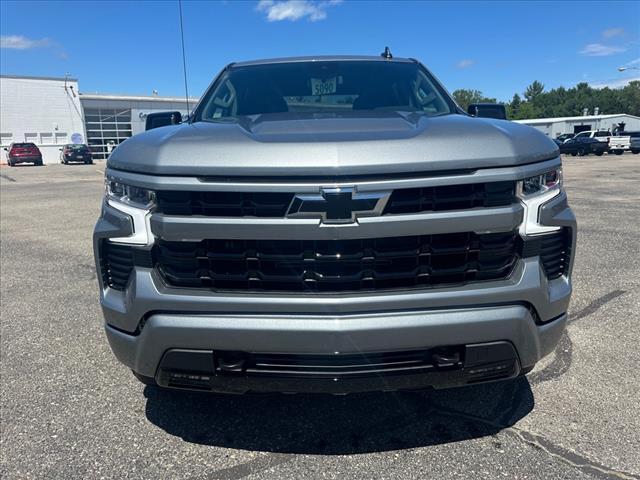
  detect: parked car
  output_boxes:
[573,130,611,143]
[60,144,93,164]
[559,136,608,156]
[556,133,574,143]
[94,53,576,394]
[3,142,43,166]
[609,131,640,155]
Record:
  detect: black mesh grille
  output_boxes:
[155,231,519,293]
[540,229,571,279]
[156,191,295,217]
[100,241,134,290]
[383,181,515,214]
[155,182,516,217]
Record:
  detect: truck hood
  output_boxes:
[108,113,559,177]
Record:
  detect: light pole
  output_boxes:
[617,66,640,72]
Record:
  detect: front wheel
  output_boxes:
[577,148,586,156]
[595,151,603,156]
[631,150,640,154]
[570,152,577,157]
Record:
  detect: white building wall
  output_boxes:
[516,115,640,138]
[0,76,86,164]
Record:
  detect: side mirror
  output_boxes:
[467,103,507,120]
[3,147,7,151]
[59,148,63,151]
[145,111,183,131]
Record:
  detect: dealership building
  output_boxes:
[515,113,640,138]
[1,74,197,163]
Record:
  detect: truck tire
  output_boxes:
[577,147,586,156]
[631,150,639,154]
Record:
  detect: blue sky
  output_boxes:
[1,0,639,101]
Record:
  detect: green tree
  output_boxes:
[620,81,640,116]
[524,81,545,102]
[452,89,497,111]
[507,93,522,119]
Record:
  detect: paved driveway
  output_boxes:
[1,155,639,479]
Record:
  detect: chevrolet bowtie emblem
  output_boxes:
[286,187,391,224]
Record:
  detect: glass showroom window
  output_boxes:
[84,108,133,160]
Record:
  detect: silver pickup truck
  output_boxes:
[94,54,576,394]
[609,131,640,155]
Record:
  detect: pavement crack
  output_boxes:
[431,405,639,480]
[0,173,17,182]
[568,289,626,324]
[529,289,626,385]
[202,453,291,480]
[508,427,639,480]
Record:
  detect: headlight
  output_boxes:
[517,168,562,198]
[517,167,563,236]
[106,178,155,209]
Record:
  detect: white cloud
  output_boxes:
[256,0,342,22]
[579,43,626,56]
[602,27,625,38]
[456,59,475,69]
[589,76,640,89]
[0,35,51,49]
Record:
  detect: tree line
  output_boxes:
[452,81,640,120]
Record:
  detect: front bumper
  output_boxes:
[106,306,566,392]
[95,160,576,392]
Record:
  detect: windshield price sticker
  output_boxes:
[311,77,337,96]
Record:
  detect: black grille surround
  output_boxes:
[100,241,134,290]
[100,241,153,291]
[540,230,571,279]
[155,181,516,217]
[154,231,520,293]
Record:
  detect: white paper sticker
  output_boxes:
[311,77,337,96]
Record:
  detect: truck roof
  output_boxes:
[231,55,417,68]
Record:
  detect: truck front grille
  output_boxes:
[155,181,516,217]
[383,181,515,214]
[154,231,519,292]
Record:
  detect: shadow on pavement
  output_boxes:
[144,377,533,454]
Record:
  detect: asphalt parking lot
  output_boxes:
[1,154,639,480]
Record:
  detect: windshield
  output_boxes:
[197,60,455,121]
[67,144,89,150]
